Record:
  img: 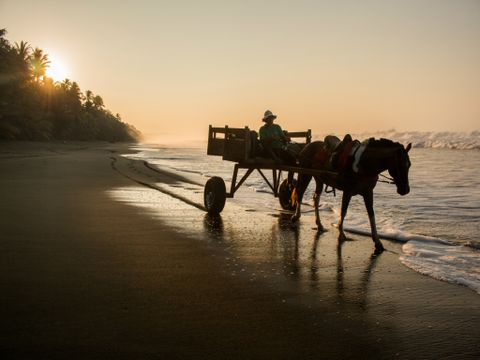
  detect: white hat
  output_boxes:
[262,110,277,122]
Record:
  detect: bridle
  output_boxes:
[385,147,410,189]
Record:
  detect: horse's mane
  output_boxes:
[366,137,403,149]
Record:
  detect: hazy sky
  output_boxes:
[2,0,479,140]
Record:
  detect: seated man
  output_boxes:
[259,110,297,165]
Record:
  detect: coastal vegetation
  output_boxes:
[0,29,141,142]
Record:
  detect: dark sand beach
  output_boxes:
[0,142,479,359]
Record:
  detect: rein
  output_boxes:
[378,173,395,184]
[378,145,405,186]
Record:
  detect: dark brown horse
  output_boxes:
[291,136,412,253]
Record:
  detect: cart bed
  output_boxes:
[207,125,312,163]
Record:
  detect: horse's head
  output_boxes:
[388,143,412,195]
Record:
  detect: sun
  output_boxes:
[46,53,69,82]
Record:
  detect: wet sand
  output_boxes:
[0,142,479,359]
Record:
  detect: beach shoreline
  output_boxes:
[0,142,479,359]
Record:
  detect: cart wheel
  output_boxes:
[278,178,297,211]
[204,176,227,214]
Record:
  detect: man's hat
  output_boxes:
[262,110,277,122]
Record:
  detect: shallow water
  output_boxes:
[119,142,480,294]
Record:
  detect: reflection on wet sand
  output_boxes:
[276,213,381,308]
[333,239,381,308]
[201,206,382,312]
[111,185,382,311]
[203,213,224,241]
[275,213,300,281]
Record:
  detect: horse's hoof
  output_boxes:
[374,243,385,254]
[290,215,299,223]
[338,233,347,242]
[317,224,325,232]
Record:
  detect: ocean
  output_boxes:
[118,130,480,294]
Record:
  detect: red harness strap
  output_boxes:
[337,140,354,172]
[313,148,328,168]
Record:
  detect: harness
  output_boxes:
[312,147,328,168]
[336,140,354,172]
[314,137,400,195]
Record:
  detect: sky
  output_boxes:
[2,0,479,141]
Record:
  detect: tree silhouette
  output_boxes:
[14,41,31,62]
[60,78,72,90]
[0,29,141,142]
[84,89,93,109]
[93,95,104,109]
[30,47,50,83]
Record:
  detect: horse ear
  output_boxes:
[405,143,412,152]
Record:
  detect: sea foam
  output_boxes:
[314,130,480,150]
[400,239,480,294]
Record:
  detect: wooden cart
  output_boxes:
[204,125,338,214]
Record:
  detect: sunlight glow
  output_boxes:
[46,54,69,81]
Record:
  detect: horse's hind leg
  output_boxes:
[363,191,384,253]
[291,173,312,223]
[313,177,324,231]
[338,192,351,241]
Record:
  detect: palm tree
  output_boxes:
[13,41,32,80]
[0,28,8,47]
[93,95,104,109]
[69,82,82,110]
[30,47,50,82]
[60,80,82,112]
[60,78,72,91]
[84,90,93,109]
[14,41,31,61]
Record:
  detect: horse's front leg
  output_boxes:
[363,191,384,253]
[291,174,311,223]
[338,192,351,241]
[313,177,324,231]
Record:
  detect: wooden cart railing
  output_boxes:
[207,125,312,163]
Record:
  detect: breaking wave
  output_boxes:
[315,130,480,150]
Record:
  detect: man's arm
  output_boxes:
[276,125,290,143]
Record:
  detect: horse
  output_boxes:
[291,136,412,253]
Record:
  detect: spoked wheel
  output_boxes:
[278,178,297,211]
[204,176,227,214]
